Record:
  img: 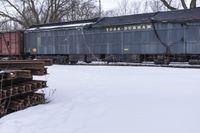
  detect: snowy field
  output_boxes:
[0,65,200,133]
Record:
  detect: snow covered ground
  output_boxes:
[0,65,200,133]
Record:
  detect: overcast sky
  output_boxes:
[101,0,121,10]
[101,0,193,11]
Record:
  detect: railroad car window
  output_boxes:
[132,26,136,30]
[113,28,117,31]
[128,26,132,30]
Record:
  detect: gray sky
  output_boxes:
[101,0,120,10]
[101,0,193,11]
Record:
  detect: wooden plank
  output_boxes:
[0,70,32,82]
[0,59,52,66]
[32,59,53,66]
[0,61,47,76]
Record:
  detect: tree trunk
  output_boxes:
[160,0,177,10]
[190,0,197,8]
[180,0,188,9]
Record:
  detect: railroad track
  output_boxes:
[75,62,200,69]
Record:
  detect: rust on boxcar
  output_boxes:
[0,31,24,57]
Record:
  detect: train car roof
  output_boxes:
[28,7,200,30]
[152,7,200,23]
[93,13,155,27]
[29,18,99,29]
[94,7,200,27]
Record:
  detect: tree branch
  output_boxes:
[0,11,25,26]
[29,0,40,24]
[180,0,188,9]
[190,0,197,8]
[2,0,30,26]
[160,0,177,10]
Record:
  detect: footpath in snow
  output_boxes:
[0,65,200,133]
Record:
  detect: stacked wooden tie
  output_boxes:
[0,59,52,117]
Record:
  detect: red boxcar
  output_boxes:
[0,31,24,57]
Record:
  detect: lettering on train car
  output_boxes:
[106,24,152,32]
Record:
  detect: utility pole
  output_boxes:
[99,0,102,17]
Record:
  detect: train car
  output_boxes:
[25,8,200,64]
[0,31,24,59]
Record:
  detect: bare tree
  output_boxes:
[161,0,199,10]
[102,9,118,17]
[118,0,130,15]
[0,0,98,29]
[130,1,142,14]
[104,0,142,17]
[65,0,98,21]
[98,0,102,17]
[149,0,165,12]
[147,0,180,12]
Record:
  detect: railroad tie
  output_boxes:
[0,60,48,118]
